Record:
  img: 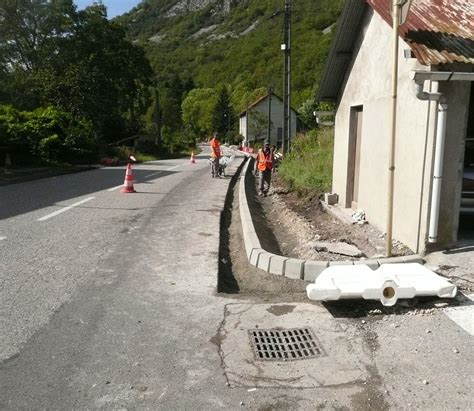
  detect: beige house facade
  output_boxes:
[239,93,297,148]
[317,0,474,255]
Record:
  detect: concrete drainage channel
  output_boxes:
[239,158,422,280]
[217,153,247,293]
[238,157,457,306]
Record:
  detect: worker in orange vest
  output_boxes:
[210,132,221,178]
[254,140,274,196]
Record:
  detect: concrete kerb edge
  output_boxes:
[237,154,425,282]
[285,258,305,280]
[249,248,265,266]
[269,254,288,276]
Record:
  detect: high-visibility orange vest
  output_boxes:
[257,149,273,171]
[210,138,221,158]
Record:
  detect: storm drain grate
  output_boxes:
[248,328,324,361]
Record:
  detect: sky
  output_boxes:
[74,1,142,19]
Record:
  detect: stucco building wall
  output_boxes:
[239,96,297,147]
[331,9,469,254]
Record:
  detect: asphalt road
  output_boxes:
[0,146,473,410]
[0,147,245,408]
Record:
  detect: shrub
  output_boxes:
[0,105,32,164]
[38,134,63,164]
[0,105,98,165]
[278,127,334,196]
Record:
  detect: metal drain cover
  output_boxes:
[248,328,324,361]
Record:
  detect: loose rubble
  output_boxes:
[260,176,413,262]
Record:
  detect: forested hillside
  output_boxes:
[0,0,343,168]
[118,0,343,110]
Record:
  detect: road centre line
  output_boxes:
[107,164,180,191]
[37,197,95,222]
[145,170,162,178]
[444,293,474,336]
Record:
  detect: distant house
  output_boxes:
[317,0,474,254]
[239,93,297,148]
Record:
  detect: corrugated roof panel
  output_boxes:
[367,0,474,65]
[316,0,368,101]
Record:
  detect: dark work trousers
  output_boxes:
[259,169,272,194]
[211,157,220,177]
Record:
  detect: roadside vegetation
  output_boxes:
[278,127,334,196]
[0,1,154,168]
[1,0,342,192]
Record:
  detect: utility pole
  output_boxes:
[281,0,291,155]
[267,86,272,144]
[386,0,412,257]
[286,0,292,153]
[245,103,249,149]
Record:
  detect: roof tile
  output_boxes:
[368,0,474,65]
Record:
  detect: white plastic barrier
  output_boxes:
[306,263,457,306]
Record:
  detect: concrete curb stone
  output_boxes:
[237,153,425,282]
[269,254,288,276]
[249,248,265,266]
[285,258,305,280]
[257,252,273,272]
[303,260,329,282]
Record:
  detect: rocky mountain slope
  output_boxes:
[116,0,344,107]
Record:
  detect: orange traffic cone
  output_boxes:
[121,163,136,193]
[190,151,196,164]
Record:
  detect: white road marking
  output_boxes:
[107,185,123,192]
[0,237,6,241]
[444,293,474,336]
[110,164,178,188]
[145,171,162,178]
[37,197,95,221]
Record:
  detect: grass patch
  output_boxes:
[278,127,333,196]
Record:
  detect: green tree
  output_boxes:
[212,85,234,141]
[0,0,77,109]
[181,88,217,142]
[145,75,195,151]
[0,104,96,165]
[43,5,154,142]
[0,0,76,73]
[298,99,318,130]
[159,75,186,130]
[0,1,154,143]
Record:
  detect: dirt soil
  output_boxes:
[253,173,413,262]
[245,170,473,294]
[221,162,470,317]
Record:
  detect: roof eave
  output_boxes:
[316,0,368,103]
